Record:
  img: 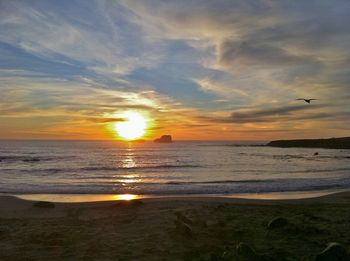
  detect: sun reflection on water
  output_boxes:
[119,174,140,183]
[113,194,139,200]
[16,194,143,202]
[121,146,136,169]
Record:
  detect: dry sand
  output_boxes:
[0,192,350,260]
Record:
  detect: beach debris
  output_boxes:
[235,242,258,260]
[33,201,55,208]
[267,217,288,230]
[174,218,193,238]
[175,211,193,225]
[314,152,319,156]
[315,242,348,261]
[220,250,234,260]
[234,243,276,261]
[174,211,197,237]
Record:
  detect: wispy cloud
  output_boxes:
[0,0,349,139]
[122,0,350,100]
[0,0,162,79]
[229,104,327,123]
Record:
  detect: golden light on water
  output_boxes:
[17,194,143,202]
[114,111,147,140]
[122,147,136,168]
[120,174,140,183]
[113,194,139,200]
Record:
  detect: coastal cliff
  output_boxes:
[267,137,350,149]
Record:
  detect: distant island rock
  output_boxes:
[154,135,172,143]
[267,137,350,149]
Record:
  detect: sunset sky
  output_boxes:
[0,0,349,140]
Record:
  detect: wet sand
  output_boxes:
[1,192,350,260]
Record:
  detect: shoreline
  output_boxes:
[0,189,348,219]
[0,190,349,221]
[5,188,348,203]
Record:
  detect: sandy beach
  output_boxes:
[1,192,350,260]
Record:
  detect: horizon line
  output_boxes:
[0,138,269,142]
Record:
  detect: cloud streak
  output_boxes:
[0,0,349,139]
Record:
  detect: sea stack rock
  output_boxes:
[154,135,172,143]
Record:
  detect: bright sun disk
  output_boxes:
[115,111,147,140]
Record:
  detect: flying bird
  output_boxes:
[296,98,317,104]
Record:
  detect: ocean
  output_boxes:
[0,140,350,196]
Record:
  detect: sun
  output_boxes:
[115,111,147,140]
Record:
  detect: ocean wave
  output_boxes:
[39,177,347,187]
[4,164,200,173]
[0,156,40,162]
[2,178,350,195]
[81,164,201,171]
[236,152,350,159]
[272,154,350,161]
[286,167,350,174]
[0,164,201,175]
[0,155,71,163]
[197,144,264,147]
[4,165,349,177]
[164,177,350,185]
[0,168,79,175]
[165,179,274,185]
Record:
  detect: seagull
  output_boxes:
[296,98,317,104]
